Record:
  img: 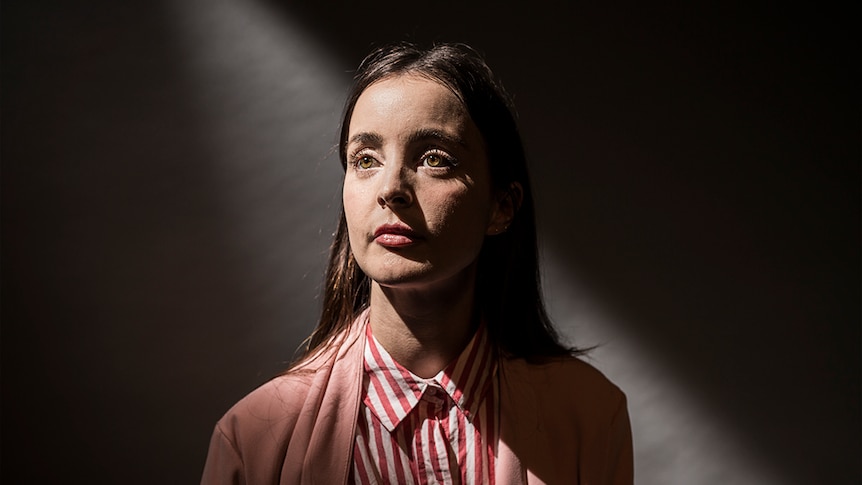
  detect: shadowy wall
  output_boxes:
[3,1,858,483]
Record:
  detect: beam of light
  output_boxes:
[543,252,785,485]
[165,0,349,370]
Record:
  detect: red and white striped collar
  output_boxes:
[362,322,496,432]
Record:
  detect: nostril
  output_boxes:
[379,192,411,208]
[378,184,413,208]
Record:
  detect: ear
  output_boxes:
[486,182,523,236]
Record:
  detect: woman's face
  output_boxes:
[343,74,505,290]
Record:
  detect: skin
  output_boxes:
[343,74,513,377]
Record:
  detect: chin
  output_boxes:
[363,260,480,292]
[365,266,435,289]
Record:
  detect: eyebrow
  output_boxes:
[347,129,469,149]
[407,128,469,148]
[347,132,383,147]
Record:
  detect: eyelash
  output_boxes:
[420,149,458,169]
[348,148,458,171]
[349,151,378,170]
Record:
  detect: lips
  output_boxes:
[373,223,422,248]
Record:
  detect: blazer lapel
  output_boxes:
[496,358,542,484]
[290,311,368,485]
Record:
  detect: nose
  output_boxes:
[377,162,414,209]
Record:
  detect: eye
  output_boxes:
[350,153,377,170]
[420,150,457,169]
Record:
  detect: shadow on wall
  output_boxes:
[3,2,259,482]
[1,1,858,484]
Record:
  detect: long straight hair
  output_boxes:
[298,42,576,364]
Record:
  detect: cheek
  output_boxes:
[342,181,367,241]
[342,177,370,214]
[424,185,492,234]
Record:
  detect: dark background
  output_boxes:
[3,1,859,483]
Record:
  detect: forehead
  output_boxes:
[348,74,472,136]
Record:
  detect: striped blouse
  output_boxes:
[351,324,498,485]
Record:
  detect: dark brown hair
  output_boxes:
[299,42,575,363]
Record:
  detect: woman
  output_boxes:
[202,42,632,485]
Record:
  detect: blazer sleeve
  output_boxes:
[201,423,245,485]
[606,393,634,485]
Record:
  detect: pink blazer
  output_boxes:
[201,313,633,484]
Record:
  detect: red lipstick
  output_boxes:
[373,223,421,248]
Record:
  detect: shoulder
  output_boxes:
[501,355,627,418]
[215,370,318,449]
[504,354,621,389]
[202,372,323,484]
[498,356,634,484]
[202,316,369,483]
[214,340,342,442]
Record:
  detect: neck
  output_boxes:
[369,267,479,378]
